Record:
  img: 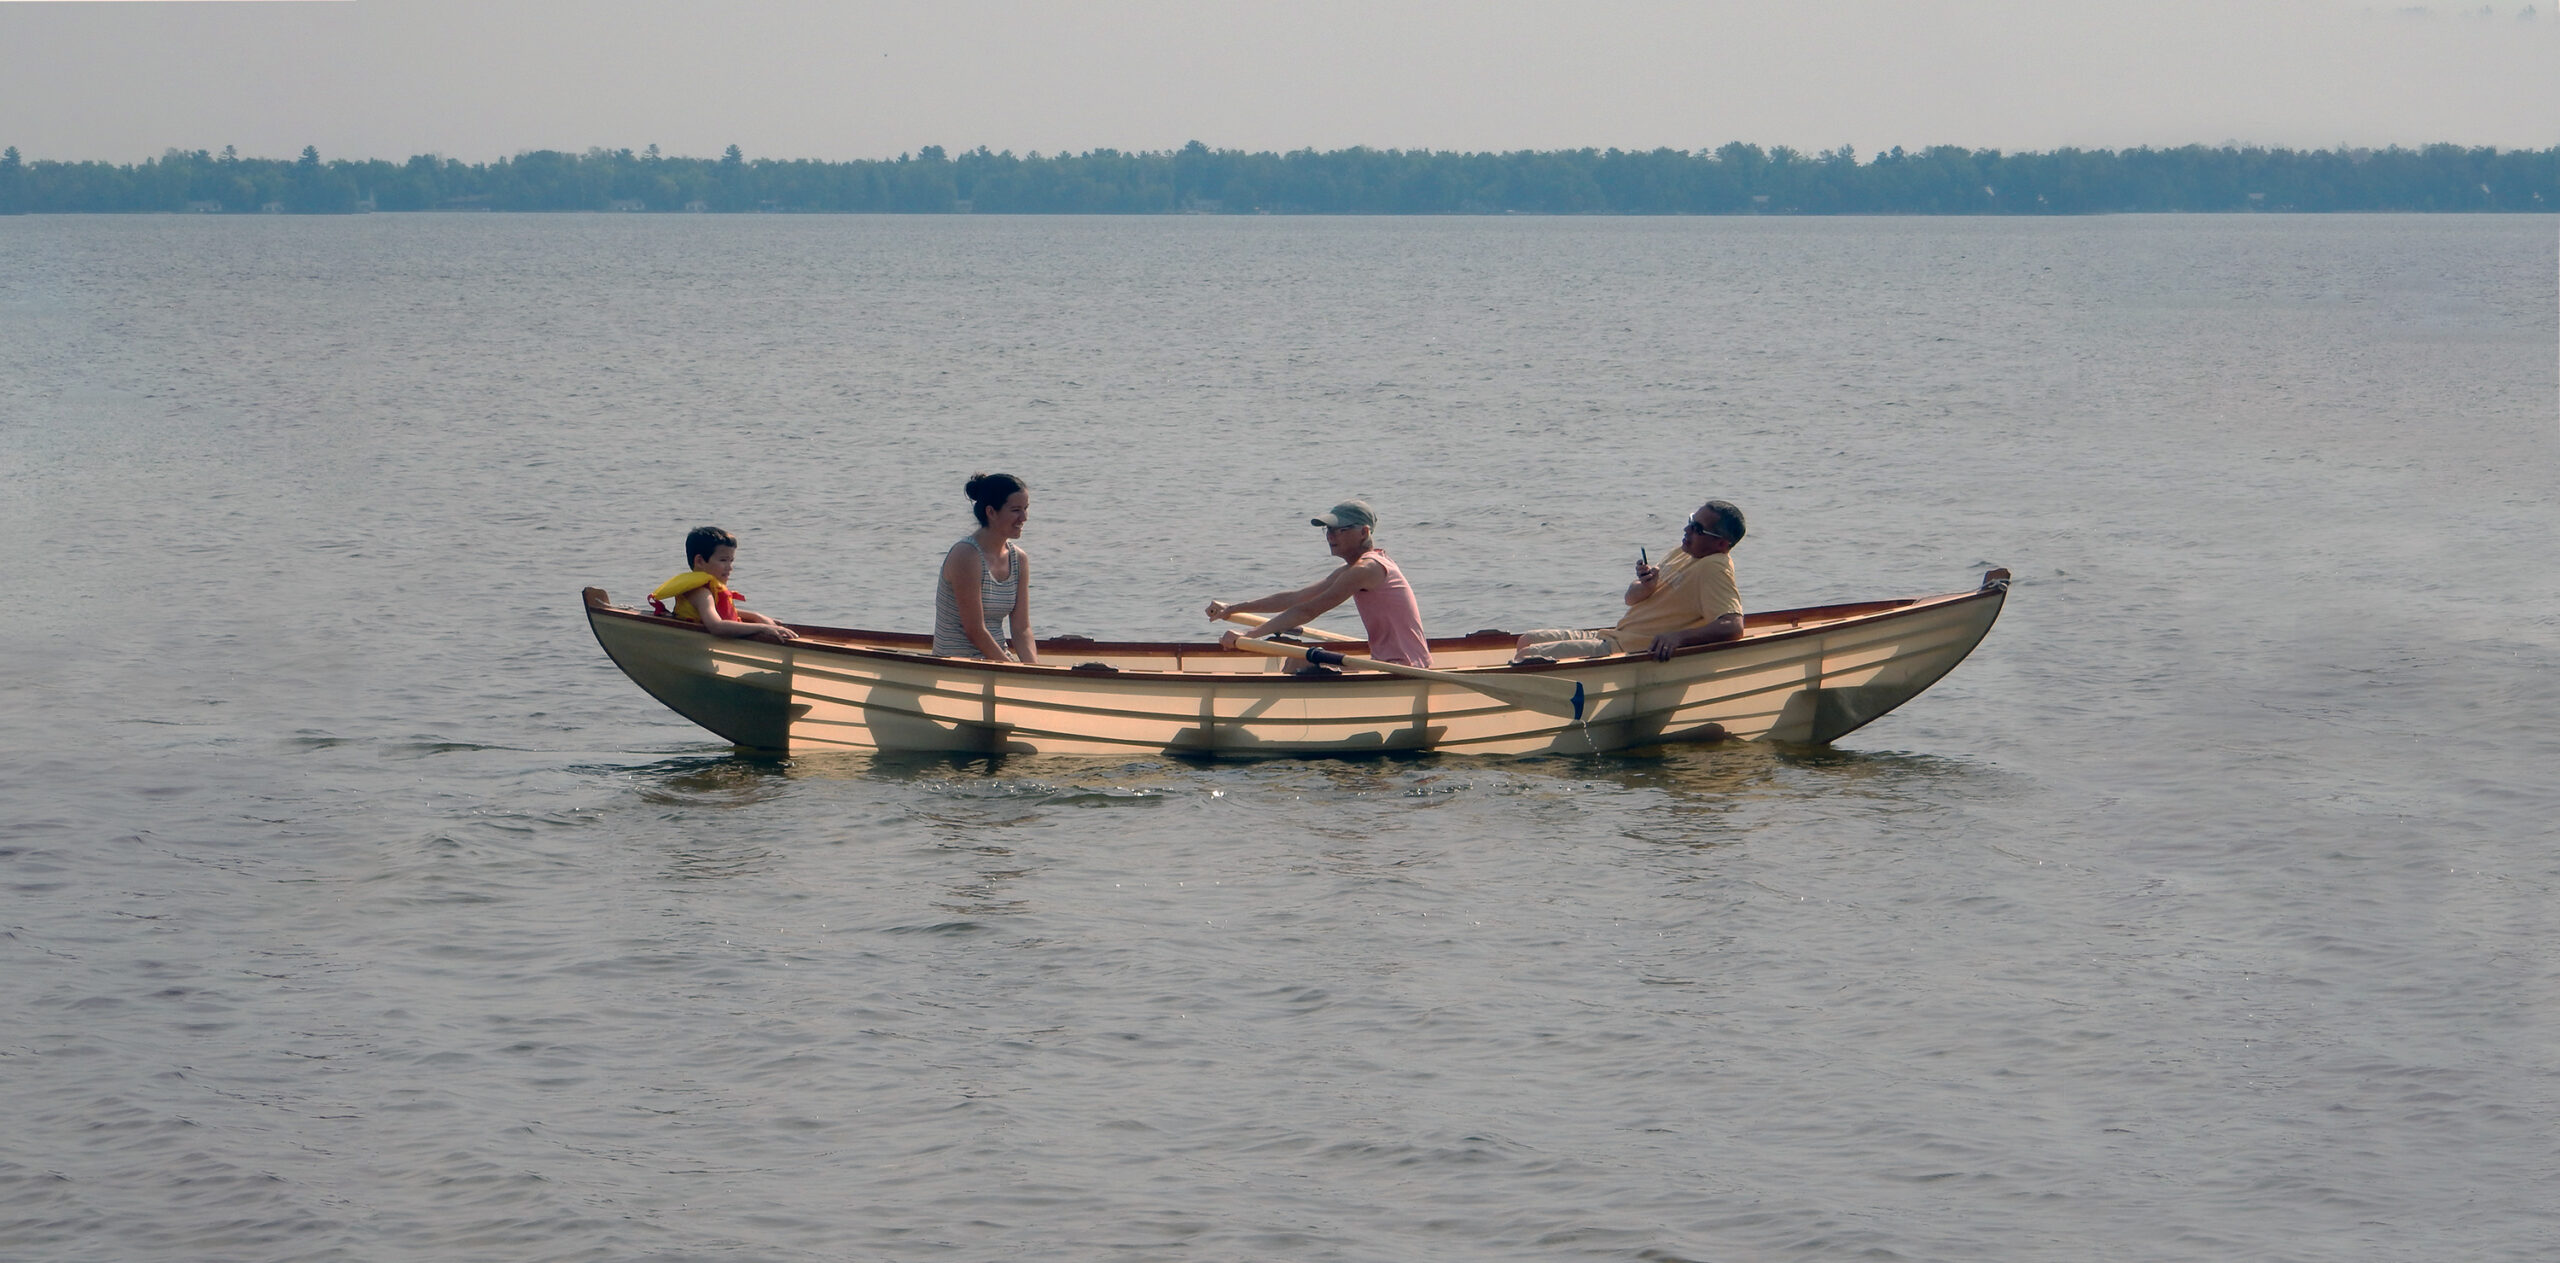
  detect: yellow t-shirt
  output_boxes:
[1611,550,1741,642]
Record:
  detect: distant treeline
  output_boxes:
[2,140,2554,214]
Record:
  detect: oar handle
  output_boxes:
[1226,635,1586,722]
[1218,611,1359,643]
[1225,636,1358,669]
[1225,635,1318,663]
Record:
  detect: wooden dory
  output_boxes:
[582,570,2009,756]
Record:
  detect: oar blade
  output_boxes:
[1466,674,1587,719]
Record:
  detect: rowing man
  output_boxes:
[1206,499,1432,667]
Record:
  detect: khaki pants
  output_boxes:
[1513,628,1624,659]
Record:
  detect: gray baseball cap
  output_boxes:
[1310,500,1377,530]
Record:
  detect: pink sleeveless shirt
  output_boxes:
[1349,549,1431,667]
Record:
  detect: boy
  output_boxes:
[650,526,798,643]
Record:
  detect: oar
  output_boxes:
[1227,636,1586,722]
[1217,611,1359,643]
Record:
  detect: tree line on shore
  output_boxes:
[2,140,2553,215]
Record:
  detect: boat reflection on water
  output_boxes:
[620,753,796,807]
[1555,741,1997,802]
[602,741,2002,922]
[620,738,1996,817]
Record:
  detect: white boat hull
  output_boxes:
[582,575,2008,756]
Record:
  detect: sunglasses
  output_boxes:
[1683,518,1728,541]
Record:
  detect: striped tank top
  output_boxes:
[933,537,1022,658]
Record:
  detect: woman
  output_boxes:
[932,472,1037,663]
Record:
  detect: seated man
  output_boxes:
[1206,499,1432,667]
[1514,499,1745,663]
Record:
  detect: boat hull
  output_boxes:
[582,577,2007,756]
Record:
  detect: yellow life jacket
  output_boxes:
[649,571,736,622]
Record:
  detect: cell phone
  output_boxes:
[1639,546,1648,566]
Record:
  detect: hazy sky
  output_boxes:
[3,0,2554,163]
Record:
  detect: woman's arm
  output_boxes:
[1008,552,1037,664]
[686,589,797,642]
[945,544,1013,660]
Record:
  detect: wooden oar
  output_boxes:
[1217,611,1359,643]
[1227,636,1586,722]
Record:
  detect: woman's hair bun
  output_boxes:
[965,472,1027,525]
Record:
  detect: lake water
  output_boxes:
[2,213,2556,1262]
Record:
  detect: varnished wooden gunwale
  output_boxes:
[589,596,1947,673]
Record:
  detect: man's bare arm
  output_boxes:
[1645,612,1744,661]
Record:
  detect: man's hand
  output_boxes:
[1218,630,1242,650]
[1205,600,1231,621]
[1624,563,1661,607]
[1648,632,1684,661]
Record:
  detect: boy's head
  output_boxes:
[685,525,738,570]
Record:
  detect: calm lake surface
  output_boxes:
[2,213,2556,1262]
